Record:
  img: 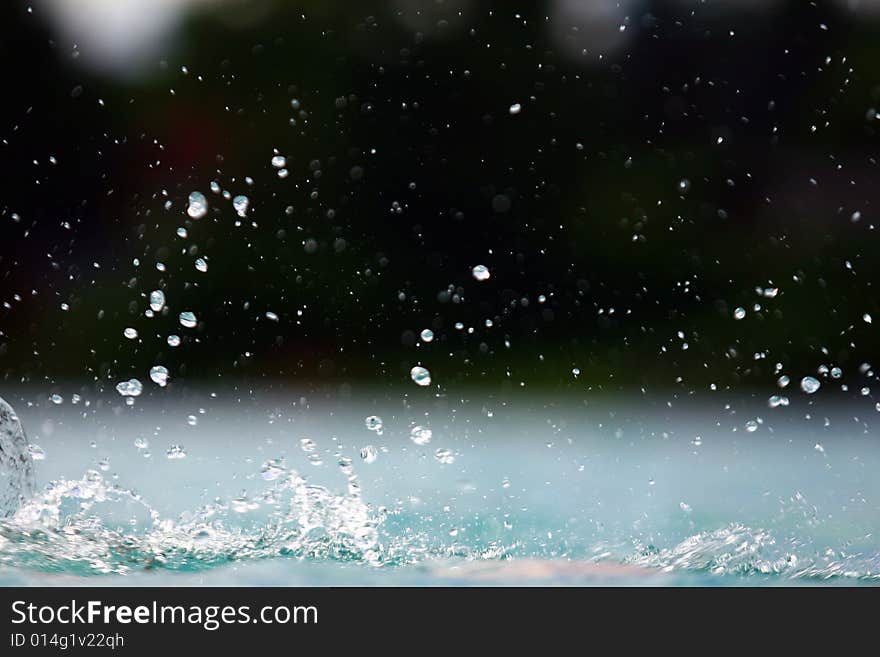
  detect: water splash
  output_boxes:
[625,524,880,581]
[0,467,385,575]
[0,397,36,517]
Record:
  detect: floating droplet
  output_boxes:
[768,395,789,408]
[233,195,250,217]
[271,155,287,168]
[123,327,138,339]
[410,425,432,445]
[733,307,746,320]
[410,366,431,386]
[179,311,197,328]
[420,329,434,343]
[434,448,455,464]
[195,257,208,272]
[149,290,165,312]
[471,264,491,281]
[338,456,353,476]
[360,445,378,464]
[509,103,522,115]
[115,378,143,397]
[800,376,821,394]
[167,335,181,347]
[300,438,317,452]
[149,365,169,387]
[265,311,279,322]
[50,394,63,405]
[260,458,286,481]
[364,415,383,433]
[187,191,208,219]
[165,444,186,460]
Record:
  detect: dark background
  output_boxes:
[2,0,880,395]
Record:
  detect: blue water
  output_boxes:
[1,389,878,585]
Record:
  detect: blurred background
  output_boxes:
[3,0,880,397]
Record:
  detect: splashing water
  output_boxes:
[0,468,386,575]
[2,397,880,584]
[625,524,880,580]
[0,397,36,517]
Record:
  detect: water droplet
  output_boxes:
[471,264,491,281]
[338,456,353,476]
[800,376,821,394]
[233,195,250,217]
[115,378,143,397]
[864,313,873,324]
[187,191,208,219]
[733,307,746,320]
[123,327,138,340]
[777,375,790,388]
[434,448,455,464]
[260,458,286,481]
[745,420,758,432]
[176,227,188,238]
[410,425,432,445]
[768,395,789,408]
[149,365,170,387]
[265,311,279,322]
[167,335,181,347]
[420,329,434,343]
[149,290,165,312]
[509,103,522,115]
[271,155,287,168]
[410,366,432,386]
[300,438,317,452]
[179,311,197,328]
[28,444,45,461]
[134,436,149,450]
[50,394,63,405]
[678,179,691,193]
[165,444,186,460]
[364,415,383,433]
[194,257,208,273]
[360,445,378,464]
